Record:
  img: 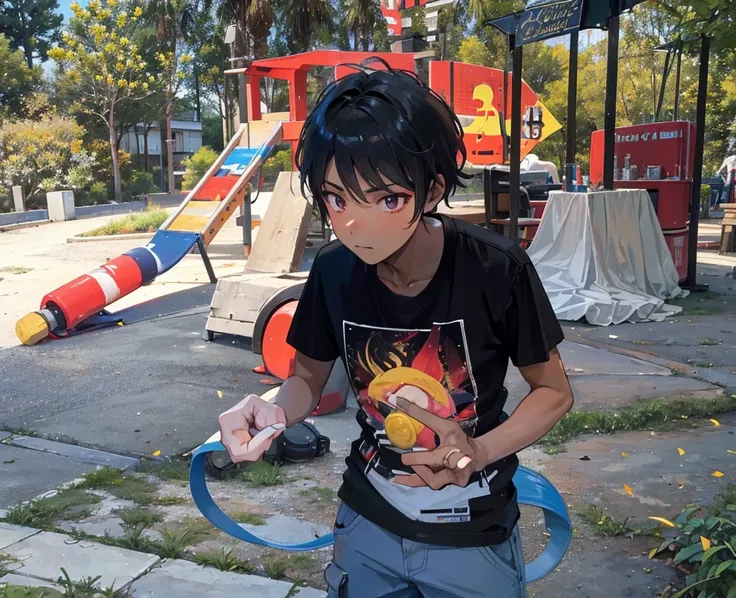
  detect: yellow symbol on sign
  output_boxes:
[464,84,502,139]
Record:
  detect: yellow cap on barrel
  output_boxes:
[16,312,50,346]
[385,411,423,450]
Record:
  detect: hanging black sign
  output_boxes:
[515,0,583,47]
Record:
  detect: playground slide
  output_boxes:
[15,122,284,346]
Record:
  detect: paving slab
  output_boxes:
[58,517,126,539]
[242,514,332,545]
[4,531,159,588]
[0,444,100,509]
[7,436,139,470]
[129,559,325,598]
[0,431,10,442]
[0,523,41,551]
[0,572,64,593]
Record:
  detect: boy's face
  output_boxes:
[321,160,440,265]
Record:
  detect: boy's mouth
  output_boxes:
[355,245,374,249]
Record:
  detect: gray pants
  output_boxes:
[325,502,527,598]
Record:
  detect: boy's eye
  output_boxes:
[381,194,408,212]
[325,193,347,213]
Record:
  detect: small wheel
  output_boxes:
[202,329,215,342]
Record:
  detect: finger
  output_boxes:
[391,473,428,487]
[394,397,454,436]
[410,464,459,490]
[401,447,449,469]
[445,450,469,470]
[229,432,274,462]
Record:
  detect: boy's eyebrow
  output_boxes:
[323,181,344,191]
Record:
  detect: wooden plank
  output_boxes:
[722,215,736,226]
[436,200,486,225]
[245,172,312,274]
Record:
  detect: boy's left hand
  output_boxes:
[391,397,489,489]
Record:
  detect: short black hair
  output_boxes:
[295,57,469,224]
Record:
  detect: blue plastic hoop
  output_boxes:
[190,441,571,582]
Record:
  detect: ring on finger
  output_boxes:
[443,448,462,466]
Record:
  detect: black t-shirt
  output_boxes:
[286,214,563,547]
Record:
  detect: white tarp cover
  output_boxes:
[527,190,689,326]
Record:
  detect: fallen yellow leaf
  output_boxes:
[624,484,633,496]
[680,415,688,419]
[701,536,711,551]
[727,450,736,455]
[678,482,685,489]
[712,471,724,478]
[649,516,675,528]
[217,390,223,398]
[710,419,721,427]
[677,447,685,456]
[152,450,161,457]
[117,322,124,326]
[621,451,629,457]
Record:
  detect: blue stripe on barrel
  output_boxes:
[124,247,158,284]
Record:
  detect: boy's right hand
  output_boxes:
[219,394,287,463]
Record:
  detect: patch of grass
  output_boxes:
[168,517,219,544]
[229,511,266,526]
[578,504,654,538]
[111,524,153,552]
[1,488,101,528]
[0,584,64,597]
[299,486,334,503]
[79,206,168,237]
[540,395,736,446]
[243,461,286,487]
[138,458,190,482]
[76,467,125,490]
[157,527,194,559]
[0,266,33,275]
[542,445,566,456]
[77,468,162,506]
[697,338,720,346]
[151,495,186,506]
[193,546,252,574]
[263,554,317,580]
[116,507,162,528]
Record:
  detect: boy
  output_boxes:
[219,59,573,598]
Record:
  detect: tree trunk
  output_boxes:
[23,37,33,68]
[159,126,167,191]
[143,125,150,173]
[194,66,202,122]
[109,109,122,202]
[166,101,175,194]
[134,126,141,170]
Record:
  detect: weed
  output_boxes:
[285,584,307,598]
[106,477,159,505]
[44,489,101,517]
[697,338,720,346]
[193,546,252,573]
[263,556,290,579]
[631,340,657,346]
[243,461,286,487]
[116,507,162,528]
[56,567,103,597]
[0,584,63,597]
[151,495,186,506]
[113,524,153,552]
[0,266,32,275]
[299,487,334,503]
[229,511,266,526]
[540,395,736,446]
[542,445,566,456]
[693,361,720,368]
[578,504,653,538]
[0,488,99,528]
[156,527,194,559]
[138,458,190,482]
[76,467,125,490]
[1,499,56,528]
[167,517,219,544]
[79,207,168,237]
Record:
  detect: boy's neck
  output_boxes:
[376,216,444,296]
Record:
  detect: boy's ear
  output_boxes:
[424,175,446,214]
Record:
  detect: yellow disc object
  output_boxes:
[16,312,50,346]
[385,412,423,449]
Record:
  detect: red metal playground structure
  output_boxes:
[15,50,561,346]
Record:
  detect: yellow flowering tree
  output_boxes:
[49,0,155,202]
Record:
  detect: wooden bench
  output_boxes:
[720,203,736,254]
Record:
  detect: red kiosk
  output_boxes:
[590,121,696,282]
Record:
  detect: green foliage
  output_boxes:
[79,206,168,237]
[243,461,287,487]
[229,511,266,526]
[116,507,163,528]
[652,485,736,598]
[0,34,41,117]
[181,146,218,190]
[201,108,224,152]
[138,457,190,481]
[122,170,158,200]
[541,395,736,446]
[458,35,492,67]
[0,0,63,68]
[157,527,194,559]
[193,546,252,574]
[0,488,102,528]
[578,504,655,538]
[262,148,293,176]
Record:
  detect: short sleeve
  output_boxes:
[286,254,340,362]
[498,263,564,368]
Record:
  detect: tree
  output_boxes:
[49,0,156,202]
[0,0,63,67]
[276,0,332,53]
[343,0,381,51]
[0,33,40,117]
[458,35,492,66]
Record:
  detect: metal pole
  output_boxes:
[223,75,232,140]
[686,35,710,291]
[603,12,620,190]
[502,35,511,164]
[566,30,579,165]
[673,44,682,121]
[510,37,522,243]
[655,49,672,123]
